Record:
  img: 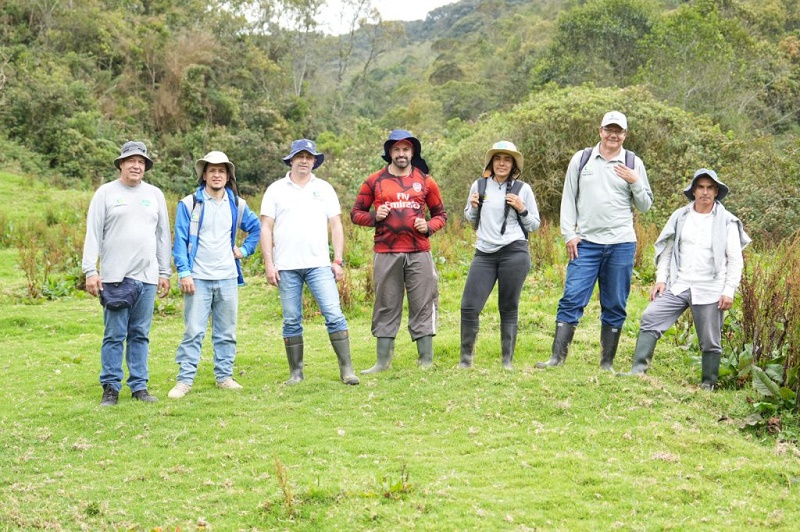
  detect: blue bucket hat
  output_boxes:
[283,139,324,169]
[684,168,729,202]
[114,141,153,171]
[381,129,429,174]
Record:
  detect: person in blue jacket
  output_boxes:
[169,151,260,399]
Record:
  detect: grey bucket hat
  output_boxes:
[114,141,153,171]
[684,168,729,201]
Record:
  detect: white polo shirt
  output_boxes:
[260,173,340,270]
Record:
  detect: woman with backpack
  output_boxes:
[459,141,540,369]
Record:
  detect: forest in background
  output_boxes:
[2,0,800,243]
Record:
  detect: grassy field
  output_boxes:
[1,170,799,530]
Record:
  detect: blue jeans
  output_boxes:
[175,278,238,384]
[278,267,348,338]
[100,281,156,393]
[556,241,636,328]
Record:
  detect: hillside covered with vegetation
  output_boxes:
[2,0,800,241]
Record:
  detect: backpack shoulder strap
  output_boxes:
[473,177,488,230]
[575,147,593,203]
[577,147,593,175]
[235,196,245,236]
[625,150,636,169]
[182,194,203,240]
[510,179,529,240]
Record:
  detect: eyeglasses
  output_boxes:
[602,127,626,136]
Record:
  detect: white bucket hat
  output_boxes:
[195,151,236,184]
[483,141,523,178]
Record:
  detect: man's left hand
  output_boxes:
[157,277,170,298]
[718,295,733,311]
[414,217,429,234]
[614,164,638,184]
[331,262,344,282]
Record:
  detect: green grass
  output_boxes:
[2,274,799,530]
[1,168,799,529]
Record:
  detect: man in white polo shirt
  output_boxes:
[260,139,359,386]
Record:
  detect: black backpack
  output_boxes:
[575,147,636,202]
[474,178,528,240]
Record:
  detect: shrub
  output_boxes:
[724,234,800,414]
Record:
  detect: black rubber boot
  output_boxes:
[329,331,360,385]
[500,321,518,370]
[535,322,576,368]
[617,331,659,376]
[361,337,394,374]
[700,351,721,390]
[417,335,434,368]
[284,336,304,385]
[600,324,622,372]
[458,322,479,369]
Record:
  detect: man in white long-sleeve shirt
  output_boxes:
[82,141,172,406]
[619,169,750,389]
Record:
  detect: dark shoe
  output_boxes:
[535,321,576,368]
[131,389,158,402]
[100,384,119,406]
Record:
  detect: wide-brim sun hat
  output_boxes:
[684,168,729,201]
[381,129,429,174]
[195,151,236,184]
[114,141,153,171]
[483,140,523,178]
[282,139,324,169]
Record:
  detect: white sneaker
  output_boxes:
[168,382,192,399]
[216,378,243,390]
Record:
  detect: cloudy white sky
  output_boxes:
[373,0,457,22]
[320,0,458,34]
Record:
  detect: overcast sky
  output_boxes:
[319,0,458,34]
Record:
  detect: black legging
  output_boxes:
[460,240,531,328]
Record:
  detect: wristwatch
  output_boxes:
[332,259,344,267]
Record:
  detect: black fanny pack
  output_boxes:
[100,278,141,310]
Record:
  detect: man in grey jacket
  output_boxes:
[619,169,750,389]
[82,141,172,406]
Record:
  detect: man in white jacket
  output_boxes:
[619,168,750,389]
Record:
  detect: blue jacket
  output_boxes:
[173,186,261,286]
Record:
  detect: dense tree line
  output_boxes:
[1,0,799,242]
